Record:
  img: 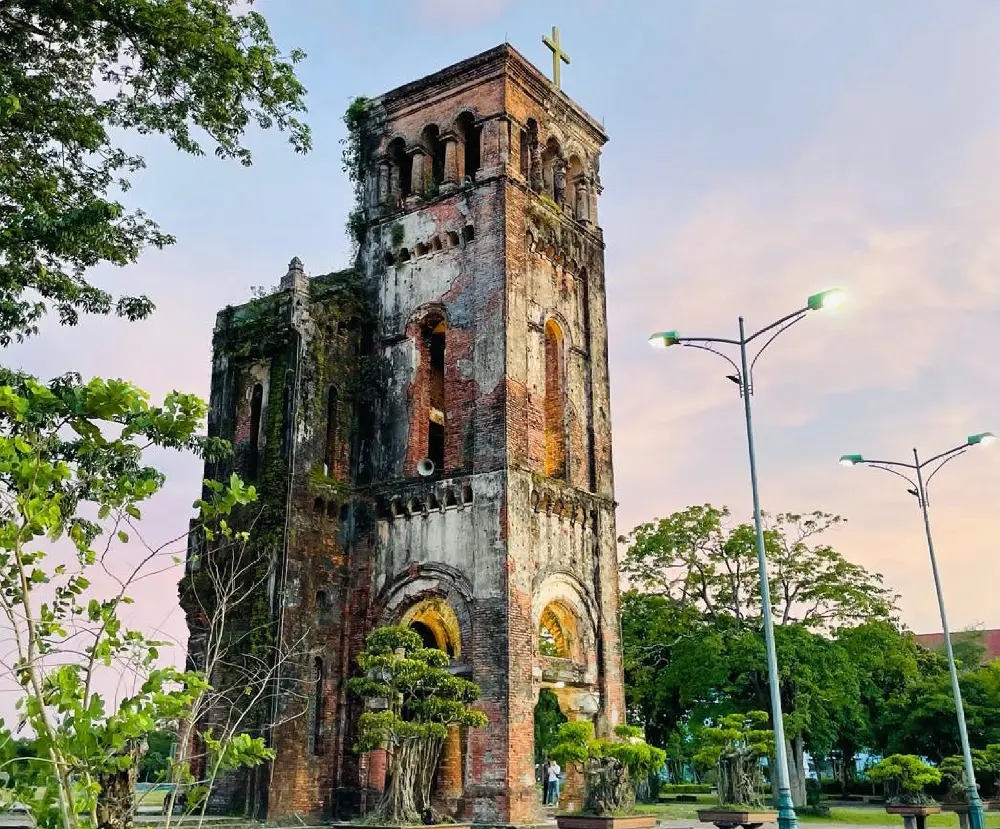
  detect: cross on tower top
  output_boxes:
[542,25,571,89]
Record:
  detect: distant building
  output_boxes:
[915,629,1000,661]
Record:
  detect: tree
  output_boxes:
[867,755,941,806]
[0,370,273,829]
[0,0,310,345]
[692,711,774,809]
[534,688,567,765]
[347,626,488,825]
[884,661,1000,762]
[832,622,927,789]
[620,505,898,631]
[549,721,666,816]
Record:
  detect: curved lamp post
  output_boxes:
[838,433,995,829]
[649,287,844,829]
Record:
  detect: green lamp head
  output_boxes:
[839,454,864,467]
[967,432,996,446]
[648,331,680,349]
[807,288,845,311]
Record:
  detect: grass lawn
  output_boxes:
[646,799,1000,827]
[134,787,168,809]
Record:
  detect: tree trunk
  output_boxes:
[370,736,444,825]
[786,736,807,808]
[96,742,143,829]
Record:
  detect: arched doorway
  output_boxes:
[534,686,568,767]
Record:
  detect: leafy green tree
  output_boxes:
[348,626,488,825]
[549,721,666,815]
[692,711,774,809]
[832,622,927,789]
[0,370,271,828]
[138,729,174,783]
[884,661,1000,762]
[0,0,309,344]
[867,755,941,805]
[936,630,990,672]
[534,688,567,765]
[620,505,898,631]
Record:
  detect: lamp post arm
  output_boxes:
[675,335,741,346]
[857,458,917,471]
[921,443,970,468]
[860,462,919,491]
[679,342,744,378]
[744,306,811,343]
[924,449,968,491]
[749,313,807,378]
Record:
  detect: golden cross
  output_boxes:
[542,25,571,88]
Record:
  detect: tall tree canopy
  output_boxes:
[620,505,899,630]
[0,0,310,344]
[620,504,912,806]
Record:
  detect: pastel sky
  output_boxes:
[8,0,1000,679]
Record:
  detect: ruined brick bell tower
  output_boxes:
[184,44,624,825]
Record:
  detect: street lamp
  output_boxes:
[838,433,995,829]
[648,287,844,829]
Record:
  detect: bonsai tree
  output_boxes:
[943,747,1000,804]
[867,754,942,806]
[549,721,666,815]
[692,711,774,809]
[347,626,487,824]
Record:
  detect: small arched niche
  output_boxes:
[387,137,412,200]
[421,124,445,186]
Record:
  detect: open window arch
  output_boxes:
[401,598,461,659]
[424,315,447,472]
[311,656,325,755]
[421,124,445,187]
[455,111,481,181]
[538,601,578,660]
[247,382,264,481]
[543,318,567,479]
[387,136,412,200]
[324,385,339,476]
[541,136,563,200]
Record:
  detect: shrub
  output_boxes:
[693,711,774,809]
[550,722,666,815]
[866,755,941,806]
[660,784,713,794]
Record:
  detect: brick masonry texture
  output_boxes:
[181,44,625,825]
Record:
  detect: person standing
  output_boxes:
[547,758,562,805]
[542,758,552,804]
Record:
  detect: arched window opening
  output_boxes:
[542,136,562,201]
[426,319,446,471]
[524,118,540,190]
[403,598,460,659]
[325,386,339,476]
[431,236,442,251]
[279,370,294,459]
[462,225,475,243]
[312,657,325,755]
[519,129,529,179]
[410,621,440,652]
[446,230,460,247]
[456,112,481,181]
[538,602,577,659]
[388,137,412,200]
[422,125,445,186]
[544,320,566,479]
[247,383,263,481]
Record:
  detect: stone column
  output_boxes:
[389,162,401,207]
[441,132,460,194]
[409,149,426,197]
[575,178,592,225]
[553,158,567,207]
[529,141,543,192]
[555,690,601,813]
[478,116,503,178]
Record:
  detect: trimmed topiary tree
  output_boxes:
[347,626,487,825]
[550,721,666,815]
[867,755,942,806]
[692,711,774,809]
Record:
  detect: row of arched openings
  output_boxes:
[518,118,591,222]
[385,112,482,204]
[244,382,342,482]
